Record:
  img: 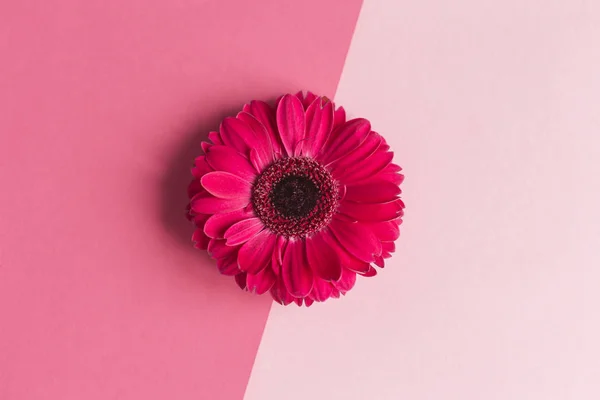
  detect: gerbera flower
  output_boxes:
[187,92,404,306]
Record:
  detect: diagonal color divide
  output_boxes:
[244,1,600,399]
[0,0,363,399]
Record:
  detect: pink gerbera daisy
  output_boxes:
[187,92,404,306]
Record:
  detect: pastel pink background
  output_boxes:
[0,1,361,399]
[245,1,600,399]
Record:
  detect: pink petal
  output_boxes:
[208,131,223,145]
[373,255,385,268]
[306,232,342,281]
[303,98,334,157]
[192,228,210,250]
[276,94,305,157]
[321,118,371,164]
[333,268,357,293]
[246,267,276,295]
[190,192,248,214]
[207,239,238,259]
[303,297,315,307]
[244,100,283,156]
[333,106,346,130]
[219,117,254,154]
[329,219,382,263]
[238,229,276,274]
[205,145,257,182]
[345,181,401,203]
[224,218,265,246]
[201,171,251,199]
[282,240,314,298]
[338,199,403,222]
[310,278,333,302]
[339,151,394,184]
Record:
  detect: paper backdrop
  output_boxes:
[2,1,599,400]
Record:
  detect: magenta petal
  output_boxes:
[217,253,241,276]
[329,219,382,263]
[345,181,401,203]
[192,228,210,250]
[187,180,203,198]
[208,131,223,145]
[276,94,306,157]
[329,131,381,174]
[382,241,396,256]
[297,91,318,110]
[320,228,370,273]
[282,240,314,298]
[207,239,238,259]
[373,255,385,268]
[201,171,252,199]
[271,236,286,276]
[204,208,253,239]
[333,268,357,293]
[303,297,315,307]
[224,218,264,246]
[369,221,401,242]
[201,141,211,154]
[333,106,346,130]
[310,278,333,302]
[220,117,254,155]
[249,148,269,173]
[363,265,379,276]
[235,273,247,290]
[205,145,257,182]
[191,192,248,214]
[238,229,276,274]
[246,267,276,295]
[303,98,334,157]
[270,278,295,306]
[340,151,394,184]
[306,232,342,281]
[338,199,403,222]
[245,100,283,156]
[321,118,371,164]
[237,111,274,168]
[191,155,212,179]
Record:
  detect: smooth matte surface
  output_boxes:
[0,1,362,399]
[245,1,600,399]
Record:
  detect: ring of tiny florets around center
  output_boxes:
[251,157,339,238]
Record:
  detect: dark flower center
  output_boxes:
[252,157,339,238]
[271,176,319,218]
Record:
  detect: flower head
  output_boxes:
[188,92,404,306]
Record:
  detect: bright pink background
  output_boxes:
[245,1,600,399]
[0,1,362,399]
